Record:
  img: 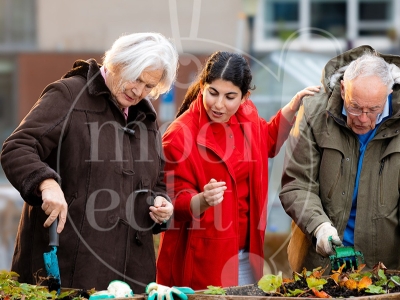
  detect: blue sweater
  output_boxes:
[343,94,392,246]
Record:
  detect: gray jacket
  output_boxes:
[280,45,400,272]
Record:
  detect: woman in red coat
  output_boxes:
[157,51,319,289]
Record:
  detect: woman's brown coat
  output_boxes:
[1,59,167,293]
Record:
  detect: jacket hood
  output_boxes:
[62,59,157,121]
[62,59,109,97]
[322,45,400,92]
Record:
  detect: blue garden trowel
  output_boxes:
[43,219,61,294]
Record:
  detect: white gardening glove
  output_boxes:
[314,222,342,257]
[107,280,134,298]
[89,280,134,299]
[146,282,194,300]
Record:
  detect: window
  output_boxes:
[257,0,397,52]
[311,0,346,38]
[0,57,15,180]
[0,0,36,49]
[359,0,392,37]
[263,0,299,39]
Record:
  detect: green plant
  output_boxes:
[0,270,56,300]
[0,270,89,300]
[258,272,282,293]
[256,262,399,298]
[203,285,226,295]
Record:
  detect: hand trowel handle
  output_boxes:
[49,218,59,247]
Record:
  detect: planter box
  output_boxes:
[114,297,145,299]
[60,288,146,300]
[186,269,400,299]
[188,288,400,300]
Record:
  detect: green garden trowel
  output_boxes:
[328,236,365,272]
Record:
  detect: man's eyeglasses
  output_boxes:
[346,104,382,117]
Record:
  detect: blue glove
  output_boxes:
[146,282,195,300]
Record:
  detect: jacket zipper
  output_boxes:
[339,144,356,233]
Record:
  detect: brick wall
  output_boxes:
[17,53,209,123]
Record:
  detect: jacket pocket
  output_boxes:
[186,236,238,289]
[319,149,343,200]
[125,229,156,288]
[375,155,400,217]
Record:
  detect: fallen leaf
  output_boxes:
[330,273,340,284]
[331,263,346,275]
[355,263,366,273]
[311,287,331,298]
[344,279,358,290]
[358,276,372,290]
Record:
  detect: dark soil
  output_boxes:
[225,274,400,298]
[226,284,268,296]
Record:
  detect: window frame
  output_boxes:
[254,0,397,52]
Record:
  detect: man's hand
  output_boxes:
[146,282,194,300]
[314,222,342,256]
[39,178,68,233]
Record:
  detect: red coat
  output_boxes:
[157,95,293,289]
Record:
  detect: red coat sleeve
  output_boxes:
[162,138,201,223]
[262,109,294,158]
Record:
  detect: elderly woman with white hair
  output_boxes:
[1,32,177,293]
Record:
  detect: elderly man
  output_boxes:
[280,45,400,273]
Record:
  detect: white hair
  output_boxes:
[343,51,394,93]
[102,32,179,99]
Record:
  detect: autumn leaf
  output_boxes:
[283,277,294,283]
[358,276,372,290]
[338,274,349,287]
[311,287,332,298]
[312,266,328,279]
[344,278,358,290]
[331,263,346,275]
[372,262,387,278]
[355,263,366,273]
[330,273,340,284]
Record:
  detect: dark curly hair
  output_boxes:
[176,51,255,118]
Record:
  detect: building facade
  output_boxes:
[255,0,400,53]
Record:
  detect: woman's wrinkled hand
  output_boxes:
[149,196,173,224]
[40,178,68,233]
